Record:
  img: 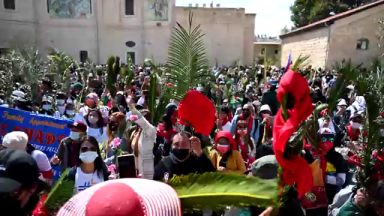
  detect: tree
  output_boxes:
[290,0,377,28]
[280,25,290,35]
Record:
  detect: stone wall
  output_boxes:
[327,4,384,68]
[280,27,330,68]
[175,7,255,66]
[0,0,175,64]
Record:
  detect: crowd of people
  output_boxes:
[0,64,383,216]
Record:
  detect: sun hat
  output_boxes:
[57,178,182,216]
[337,99,347,106]
[2,131,29,150]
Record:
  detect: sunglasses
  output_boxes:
[243,109,250,112]
[80,146,97,153]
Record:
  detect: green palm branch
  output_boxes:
[166,11,211,100]
[47,49,76,92]
[11,46,46,104]
[43,169,75,213]
[168,173,279,212]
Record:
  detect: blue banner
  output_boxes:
[0,107,74,186]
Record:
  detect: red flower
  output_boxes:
[167,83,174,86]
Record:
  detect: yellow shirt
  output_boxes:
[210,149,246,174]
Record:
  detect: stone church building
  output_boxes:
[0,0,255,66]
[280,0,384,68]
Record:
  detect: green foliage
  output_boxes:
[106,56,118,99]
[47,49,76,93]
[168,173,279,212]
[6,46,46,104]
[166,11,211,100]
[290,0,374,28]
[44,169,74,213]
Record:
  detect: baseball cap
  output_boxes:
[2,131,29,150]
[0,149,40,193]
[68,121,87,133]
[57,179,182,216]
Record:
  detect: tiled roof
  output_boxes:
[280,0,384,38]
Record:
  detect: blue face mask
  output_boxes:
[42,104,52,111]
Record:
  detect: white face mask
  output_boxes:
[88,116,99,124]
[57,99,65,106]
[66,110,75,116]
[79,151,98,163]
[42,104,52,111]
[350,121,361,129]
[57,105,66,114]
[69,131,80,140]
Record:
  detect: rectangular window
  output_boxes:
[80,51,88,63]
[127,52,135,64]
[125,0,134,15]
[4,0,16,10]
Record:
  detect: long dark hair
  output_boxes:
[77,136,104,178]
[162,114,173,131]
[84,109,105,130]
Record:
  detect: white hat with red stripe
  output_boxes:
[57,178,182,216]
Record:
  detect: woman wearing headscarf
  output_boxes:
[210,131,246,174]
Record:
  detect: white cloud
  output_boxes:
[175,0,294,36]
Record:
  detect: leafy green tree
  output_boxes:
[290,0,377,28]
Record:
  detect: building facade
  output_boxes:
[253,37,281,66]
[0,0,255,66]
[280,0,384,68]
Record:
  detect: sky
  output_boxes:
[175,0,295,37]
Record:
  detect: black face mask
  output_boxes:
[109,123,118,131]
[242,112,250,119]
[172,149,190,161]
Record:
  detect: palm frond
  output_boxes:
[43,169,74,212]
[290,54,310,72]
[168,173,279,212]
[166,11,210,99]
[106,56,118,99]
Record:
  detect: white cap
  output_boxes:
[260,104,271,112]
[337,99,347,106]
[116,91,124,96]
[2,131,29,150]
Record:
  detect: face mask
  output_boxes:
[217,144,230,154]
[108,123,118,131]
[237,130,248,136]
[42,104,52,110]
[57,105,66,114]
[172,148,190,161]
[69,131,80,140]
[350,121,361,129]
[57,99,65,105]
[66,110,75,116]
[86,100,95,108]
[88,116,99,124]
[79,151,98,163]
[242,112,250,118]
